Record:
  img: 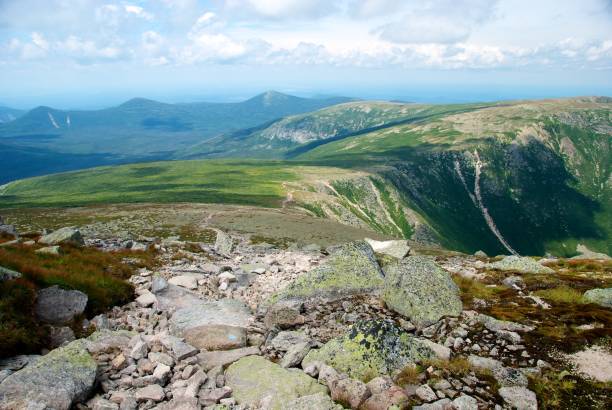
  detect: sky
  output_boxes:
[1,0,611,108]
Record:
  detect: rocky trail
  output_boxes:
[0,218,611,410]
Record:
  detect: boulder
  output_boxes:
[170,298,252,350]
[571,244,611,260]
[365,238,410,259]
[168,275,198,290]
[225,355,327,410]
[468,355,528,387]
[302,319,445,381]
[214,229,233,256]
[197,346,260,371]
[39,227,84,246]
[330,377,371,409]
[49,326,76,348]
[0,217,17,237]
[0,340,97,410]
[583,288,612,308]
[35,245,61,255]
[135,291,157,308]
[361,385,409,410]
[0,266,21,282]
[268,241,384,304]
[488,255,554,274]
[382,256,462,327]
[35,285,88,325]
[264,300,305,329]
[498,386,537,410]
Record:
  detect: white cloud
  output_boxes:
[225,0,337,20]
[124,5,154,20]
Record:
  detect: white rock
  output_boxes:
[168,275,198,290]
[135,291,157,308]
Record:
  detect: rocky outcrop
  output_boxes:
[35,285,88,325]
[382,256,462,327]
[302,319,447,381]
[583,288,612,308]
[0,216,17,237]
[488,255,554,274]
[268,241,384,304]
[39,227,85,246]
[0,340,97,410]
[225,355,327,409]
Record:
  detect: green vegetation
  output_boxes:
[528,369,612,410]
[534,286,585,305]
[0,160,298,208]
[0,242,158,357]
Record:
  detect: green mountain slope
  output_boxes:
[1,97,609,257]
[177,101,488,159]
[298,97,611,256]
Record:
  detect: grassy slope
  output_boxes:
[0,160,303,208]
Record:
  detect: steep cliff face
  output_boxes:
[296,99,611,257]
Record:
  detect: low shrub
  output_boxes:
[0,243,157,357]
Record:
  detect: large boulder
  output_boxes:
[0,340,97,410]
[225,355,327,410]
[583,288,612,308]
[382,256,462,327]
[214,229,233,256]
[0,216,17,237]
[170,298,253,350]
[0,266,21,282]
[302,319,446,381]
[365,238,410,259]
[39,227,84,246]
[268,241,384,304]
[488,255,554,274]
[35,285,88,325]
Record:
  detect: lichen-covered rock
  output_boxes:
[214,229,233,256]
[285,392,342,410]
[268,241,384,304]
[0,340,97,410]
[382,256,462,327]
[583,288,612,308]
[302,320,443,381]
[498,386,537,410]
[224,355,327,410]
[488,255,554,274]
[39,227,84,246]
[35,285,88,325]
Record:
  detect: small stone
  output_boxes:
[330,377,371,409]
[169,275,198,290]
[416,384,437,402]
[135,291,157,308]
[153,364,172,383]
[135,384,165,402]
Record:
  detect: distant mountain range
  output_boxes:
[0,106,25,124]
[0,91,352,183]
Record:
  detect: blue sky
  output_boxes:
[1,0,611,108]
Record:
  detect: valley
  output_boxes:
[0,93,610,410]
